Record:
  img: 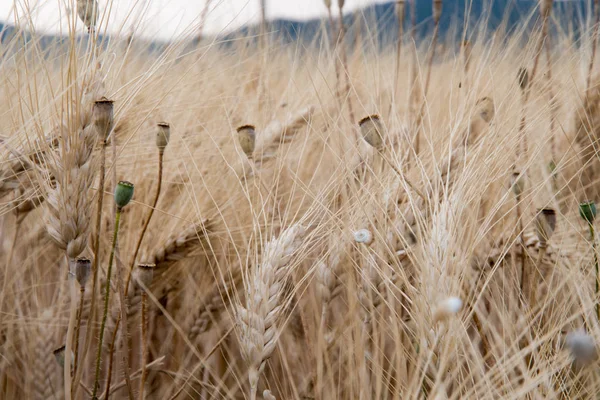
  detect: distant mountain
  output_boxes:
[0,1,596,47]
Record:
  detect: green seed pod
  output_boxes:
[535,208,557,246]
[236,125,256,159]
[580,201,597,225]
[75,258,92,287]
[92,98,114,141]
[156,122,171,154]
[135,263,155,288]
[114,181,134,210]
[358,115,385,151]
[517,67,529,91]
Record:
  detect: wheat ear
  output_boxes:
[236,224,306,400]
[149,219,212,272]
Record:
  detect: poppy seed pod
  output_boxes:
[156,122,171,154]
[75,258,92,287]
[93,98,114,141]
[236,125,256,159]
[540,0,553,19]
[135,263,155,288]
[511,172,526,198]
[517,67,529,91]
[358,115,385,150]
[53,345,66,367]
[475,97,495,123]
[323,0,331,8]
[114,181,134,210]
[433,296,463,324]
[535,208,557,246]
[580,201,597,225]
[395,1,405,19]
[77,0,98,32]
[338,0,345,9]
[433,0,443,24]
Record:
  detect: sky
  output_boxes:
[1,0,389,40]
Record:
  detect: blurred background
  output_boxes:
[0,1,596,45]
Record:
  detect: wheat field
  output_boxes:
[3,0,600,399]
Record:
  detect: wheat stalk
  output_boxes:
[236,224,306,400]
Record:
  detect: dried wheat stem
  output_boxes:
[518,3,551,163]
[394,1,406,101]
[325,2,343,117]
[74,140,107,398]
[408,0,418,137]
[72,284,86,380]
[544,35,557,167]
[586,0,600,95]
[337,2,356,125]
[139,292,148,400]
[414,2,441,156]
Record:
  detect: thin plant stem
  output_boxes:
[518,7,550,164]
[103,311,121,399]
[591,223,600,322]
[586,0,600,95]
[104,152,164,397]
[74,142,107,398]
[72,284,86,384]
[393,1,405,102]
[126,152,163,296]
[139,293,148,400]
[337,4,356,126]
[413,15,440,157]
[378,150,426,201]
[92,208,123,399]
[64,258,77,400]
[530,245,547,307]
[517,196,527,304]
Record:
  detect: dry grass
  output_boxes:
[5,2,600,399]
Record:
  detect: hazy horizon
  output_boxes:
[1,0,390,40]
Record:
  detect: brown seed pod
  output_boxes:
[156,122,171,154]
[433,0,443,24]
[75,258,92,287]
[135,263,155,288]
[358,115,385,151]
[535,208,557,246]
[237,125,256,159]
[93,98,114,141]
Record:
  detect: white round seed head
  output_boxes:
[433,296,463,324]
[354,229,373,245]
[566,329,597,365]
